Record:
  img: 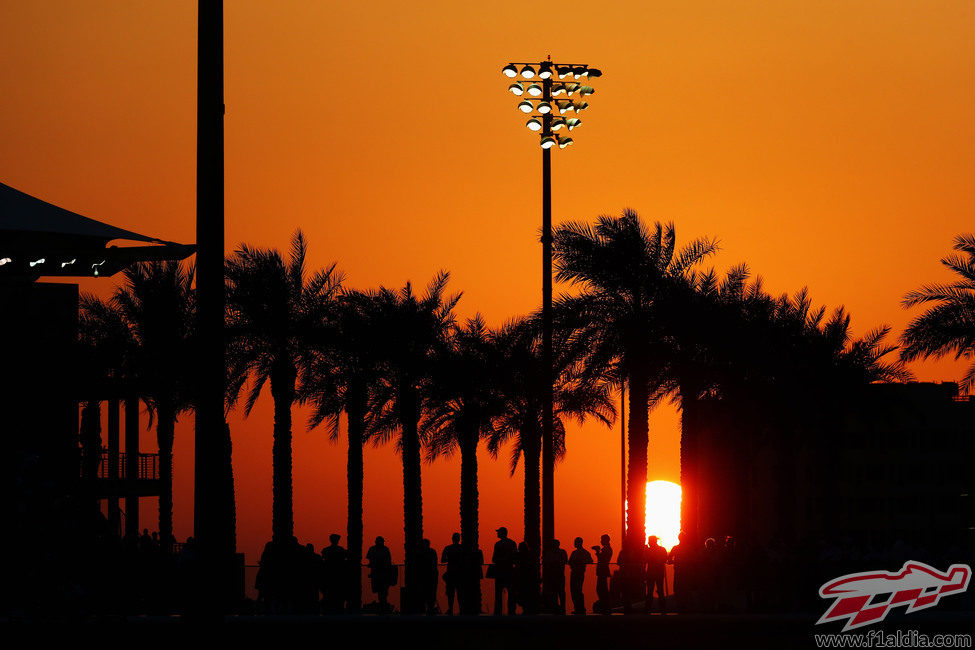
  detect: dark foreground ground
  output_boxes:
[5,612,974,649]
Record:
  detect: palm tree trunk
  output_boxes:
[157,398,177,546]
[346,383,366,611]
[678,385,699,548]
[270,361,296,543]
[522,416,541,557]
[625,370,650,550]
[522,413,542,615]
[400,383,423,614]
[459,419,479,553]
[80,400,102,520]
[459,415,482,616]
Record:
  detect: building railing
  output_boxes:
[80,451,160,481]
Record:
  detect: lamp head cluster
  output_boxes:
[502,60,600,150]
[0,253,104,278]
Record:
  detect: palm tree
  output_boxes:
[900,234,975,391]
[487,318,545,559]
[840,325,913,385]
[79,260,196,544]
[553,210,718,552]
[728,285,911,398]
[78,296,132,521]
[366,272,459,613]
[225,231,344,543]
[664,264,753,546]
[673,266,911,542]
[487,317,616,563]
[300,289,384,611]
[423,315,500,559]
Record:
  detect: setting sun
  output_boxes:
[646,480,682,551]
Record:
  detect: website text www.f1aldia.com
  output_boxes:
[814,630,972,648]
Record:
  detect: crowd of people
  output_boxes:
[250,528,975,617]
[31,510,972,617]
[252,527,692,616]
[56,523,210,615]
[254,532,486,615]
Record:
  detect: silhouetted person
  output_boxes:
[367,536,394,613]
[617,540,645,614]
[667,533,684,613]
[255,541,273,611]
[718,535,740,612]
[177,536,202,613]
[543,539,568,614]
[422,538,439,614]
[321,533,348,614]
[441,533,464,615]
[644,535,667,613]
[491,527,518,615]
[568,537,593,615]
[301,542,321,614]
[702,537,718,612]
[594,534,613,614]
[516,541,540,614]
[461,541,485,616]
[282,536,302,614]
[256,538,297,613]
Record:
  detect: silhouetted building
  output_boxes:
[685,381,975,551]
[677,382,974,614]
[2,182,193,614]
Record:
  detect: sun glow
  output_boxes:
[646,480,682,551]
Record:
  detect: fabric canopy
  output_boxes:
[0,181,194,279]
[0,181,162,244]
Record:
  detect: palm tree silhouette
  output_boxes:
[901,234,975,392]
[487,317,615,567]
[79,260,196,544]
[300,289,385,611]
[79,288,133,522]
[423,315,501,559]
[665,265,753,545]
[673,267,910,542]
[487,318,547,563]
[366,272,459,613]
[225,231,344,543]
[553,210,717,552]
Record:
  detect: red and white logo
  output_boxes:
[817,561,971,631]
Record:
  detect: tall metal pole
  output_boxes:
[502,59,599,608]
[195,0,232,565]
[541,74,555,597]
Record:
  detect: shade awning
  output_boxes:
[0,182,164,243]
[0,181,194,279]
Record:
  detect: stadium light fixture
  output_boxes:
[499,56,602,611]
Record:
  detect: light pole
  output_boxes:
[195,0,238,609]
[501,58,601,605]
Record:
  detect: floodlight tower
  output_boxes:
[501,58,601,604]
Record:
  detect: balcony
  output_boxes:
[80,450,161,498]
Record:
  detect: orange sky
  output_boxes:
[1,1,973,564]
